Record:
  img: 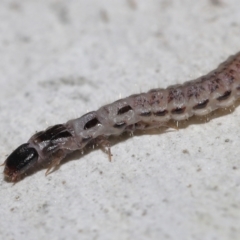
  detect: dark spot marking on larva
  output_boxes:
[217,91,231,101]
[226,73,235,85]
[187,85,205,99]
[208,78,221,93]
[167,90,174,103]
[229,69,236,75]
[236,63,240,69]
[168,88,184,103]
[84,118,100,130]
[113,122,126,128]
[200,76,207,83]
[221,66,227,72]
[103,107,109,114]
[134,122,141,129]
[171,107,186,114]
[149,92,162,105]
[193,99,209,109]
[150,93,157,100]
[135,96,148,107]
[140,111,151,117]
[153,110,168,116]
[117,105,132,115]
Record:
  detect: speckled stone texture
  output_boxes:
[1,1,240,240]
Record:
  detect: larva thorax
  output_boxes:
[3,52,240,181]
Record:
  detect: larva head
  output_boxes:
[4,143,39,182]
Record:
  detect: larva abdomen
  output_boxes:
[148,53,240,121]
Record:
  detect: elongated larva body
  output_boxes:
[3,52,240,181]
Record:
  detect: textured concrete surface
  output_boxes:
[1,1,240,240]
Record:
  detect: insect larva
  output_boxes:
[3,52,240,182]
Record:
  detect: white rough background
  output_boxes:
[1,0,240,240]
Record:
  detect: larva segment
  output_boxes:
[3,52,240,181]
[148,89,170,122]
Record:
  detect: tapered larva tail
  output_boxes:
[3,52,240,181]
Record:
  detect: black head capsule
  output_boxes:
[4,143,38,182]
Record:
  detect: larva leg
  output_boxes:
[96,136,112,161]
[164,122,179,131]
[45,149,66,176]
